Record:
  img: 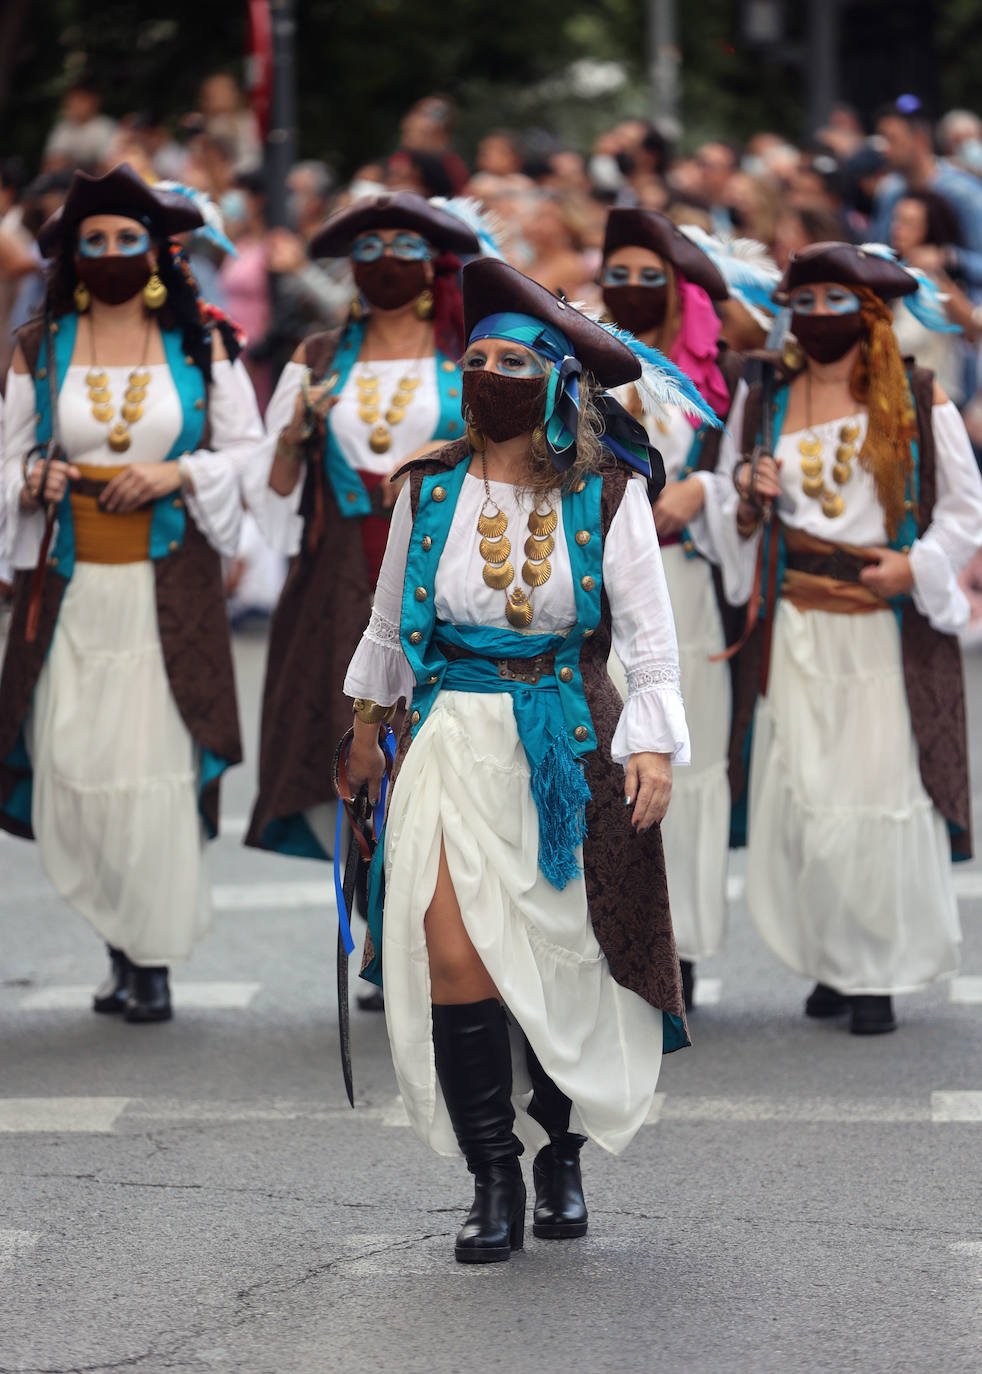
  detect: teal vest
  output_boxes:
[315,321,466,518]
[398,460,605,758]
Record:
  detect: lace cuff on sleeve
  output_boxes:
[611,658,690,767]
[343,609,415,706]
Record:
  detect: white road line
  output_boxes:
[695,978,722,1006]
[19,982,262,1012]
[726,873,745,902]
[380,1095,411,1128]
[931,1091,982,1123]
[953,872,982,900]
[221,815,249,839]
[0,1098,129,1133]
[211,882,335,911]
[950,977,982,1004]
[0,1231,39,1273]
[644,1094,666,1125]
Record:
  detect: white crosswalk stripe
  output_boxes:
[950,976,982,1003]
[19,982,262,1011]
[211,882,335,911]
[0,1098,129,1133]
[931,1091,982,1122]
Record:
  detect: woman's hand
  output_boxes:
[735,455,782,505]
[345,736,388,806]
[99,462,183,513]
[858,548,914,600]
[283,372,337,446]
[652,475,705,539]
[625,751,673,832]
[20,459,81,510]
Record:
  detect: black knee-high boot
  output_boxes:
[525,1038,588,1240]
[432,999,526,1264]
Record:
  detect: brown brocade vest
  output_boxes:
[729,363,972,861]
[0,317,242,840]
[367,440,689,1033]
[244,330,378,856]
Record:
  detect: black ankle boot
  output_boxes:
[124,967,172,1024]
[432,1000,526,1264]
[850,995,896,1036]
[525,1038,588,1240]
[805,983,851,1019]
[92,945,131,1015]
[680,959,695,1013]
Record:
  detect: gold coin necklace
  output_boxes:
[355,325,431,455]
[85,314,152,454]
[798,371,861,520]
[477,453,556,629]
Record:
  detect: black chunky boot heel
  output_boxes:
[432,999,526,1265]
[92,945,131,1015]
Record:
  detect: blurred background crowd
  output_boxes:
[3,0,982,627]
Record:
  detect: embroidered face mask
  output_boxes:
[790,311,865,363]
[352,257,429,310]
[462,369,546,442]
[75,254,153,306]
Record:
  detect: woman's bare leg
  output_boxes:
[424,839,499,1004]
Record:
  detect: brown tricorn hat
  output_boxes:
[310,191,480,259]
[38,162,204,258]
[462,258,642,389]
[775,241,918,303]
[602,208,729,301]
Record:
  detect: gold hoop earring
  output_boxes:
[530,424,547,459]
[415,287,434,320]
[463,405,486,453]
[781,336,806,372]
[350,294,364,322]
[73,281,91,313]
[143,271,167,310]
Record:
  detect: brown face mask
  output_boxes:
[76,254,153,306]
[602,283,668,335]
[352,258,429,311]
[791,312,865,364]
[462,370,546,443]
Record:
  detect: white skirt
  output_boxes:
[27,561,210,965]
[608,544,731,960]
[382,690,664,1158]
[745,602,961,994]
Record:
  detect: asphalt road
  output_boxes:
[2,629,982,1374]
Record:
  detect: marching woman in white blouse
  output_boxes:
[0,165,263,1023]
[695,241,982,1036]
[343,260,721,1265]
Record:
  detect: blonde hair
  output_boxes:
[521,371,614,500]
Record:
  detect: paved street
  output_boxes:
[2,630,982,1374]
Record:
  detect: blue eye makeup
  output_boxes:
[825,287,860,314]
[602,265,667,287]
[78,228,150,259]
[352,231,433,263]
[790,286,860,315]
[461,346,546,377]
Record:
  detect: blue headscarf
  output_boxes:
[468,311,656,477]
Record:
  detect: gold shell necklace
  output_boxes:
[477,452,556,629]
[85,314,152,454]
[798,369,861,520]
[355,324,432,455]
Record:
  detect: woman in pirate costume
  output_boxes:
[343,259,721,1264]
[0,164,262,1021]
[700,241,982,1035]
[600,208,760,1009]
[243,193,480,890]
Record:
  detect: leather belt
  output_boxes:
[785,545,868,585]
[441,640,556,686]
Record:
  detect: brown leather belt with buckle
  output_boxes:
[442,641,556,686]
